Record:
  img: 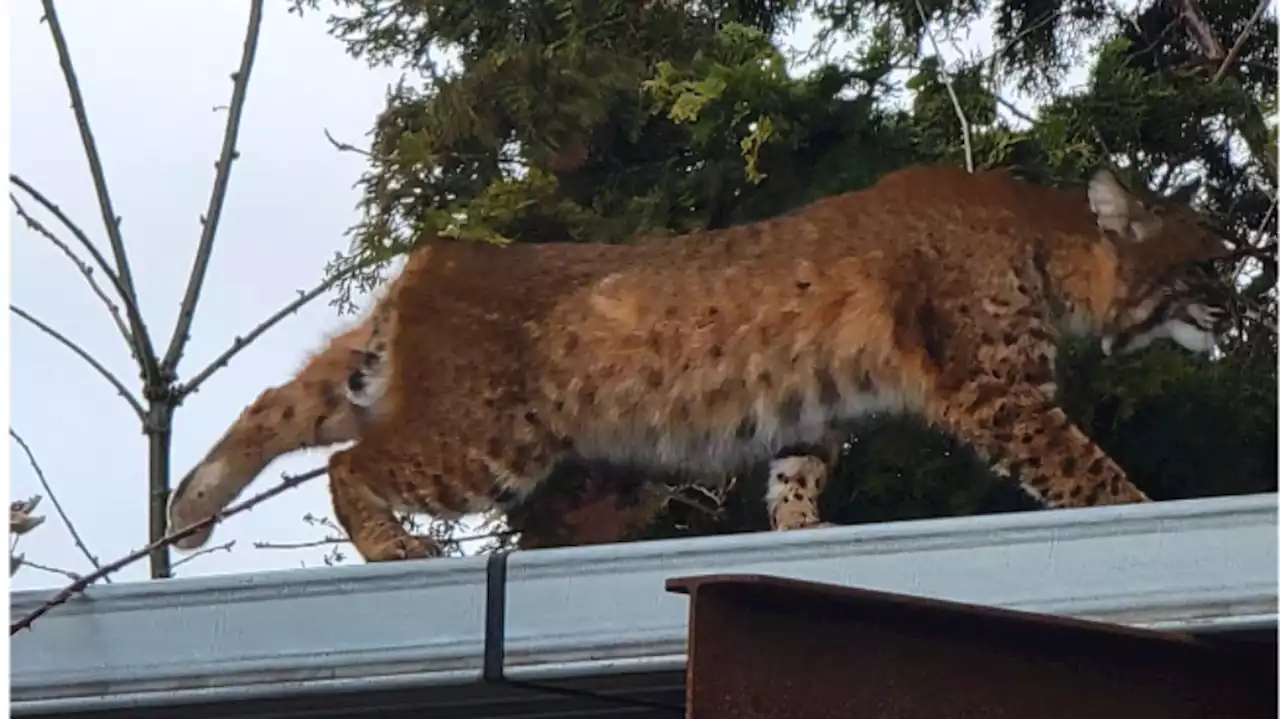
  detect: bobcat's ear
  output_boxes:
[1088,168,1163,243]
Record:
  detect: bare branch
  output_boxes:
[252,529,514,552]
[16,559,82,582]
[995,94,1036,126]
[10,193,135,359]
[1213,0,1271,83]
[11,305,145,420]
[1172,0,1226,62]
[9,176,129,312]
[171,540,236,570]
[448,529,519,546]
[254,536,347,550]
[301,512,345,533]
[323,128,373,157]
[39,0,160,384]
[161,0,265,374]
[176,258,375,400]
[915,0,974,173]
[9,429,109,582]
[10,465,325,634]
[982,6,1063,73]
[1169,0,1278,186]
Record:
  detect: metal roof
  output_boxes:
[10,492,1278,718]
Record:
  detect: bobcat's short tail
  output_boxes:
[167,322,373,551]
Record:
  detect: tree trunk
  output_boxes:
[146,402,173,578]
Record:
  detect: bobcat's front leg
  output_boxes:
[935,377,1150,507]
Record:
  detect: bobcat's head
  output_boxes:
[1085,168,1242,356]
[1101,260,1239,356]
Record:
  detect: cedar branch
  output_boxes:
[10,466,325,634]
[161,0,265,374]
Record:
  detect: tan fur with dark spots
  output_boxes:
[168,322,375,550]
[169,164,1233,562]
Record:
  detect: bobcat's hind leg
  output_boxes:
[934,377,1150,507]
[765,439,843,531]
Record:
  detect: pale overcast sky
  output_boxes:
[10,0,407,589]
[9,1,1063,592]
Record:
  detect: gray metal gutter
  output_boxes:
[10,492,1278,716]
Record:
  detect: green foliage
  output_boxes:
[295,0,1276,542]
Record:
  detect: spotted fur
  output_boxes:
[168,165,1234,561]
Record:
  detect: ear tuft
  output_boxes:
[1088,168,1161,242]
[1088,168,1133,235]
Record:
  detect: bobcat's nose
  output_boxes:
[347,370,367,394]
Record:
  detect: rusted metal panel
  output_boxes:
[667,573,1277,719]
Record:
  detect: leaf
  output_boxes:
[10,506,45,536]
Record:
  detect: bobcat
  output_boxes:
[168,165,1236,562]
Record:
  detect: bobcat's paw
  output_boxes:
[777,519,838,531]
[366,534,444,562]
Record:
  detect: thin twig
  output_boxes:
[995,94,1036,126]
[323,128,373,157]
[171,540,236,570]
[10,305,145,420]
[9,193,135,359]
[17,559,81,582]
[39,0,160,384]
[9,429,109,582]
[1213,0,1271,83]
[161,0,265,374]
[254,536,348,550]
[981,6,1063,71]
[176,258,375,399]
[10,466,325,634]
[915,0,974,173]
[645,482,726,519]
[448,529,519,546]
[255,527,520,552]
[9,176,128,315]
